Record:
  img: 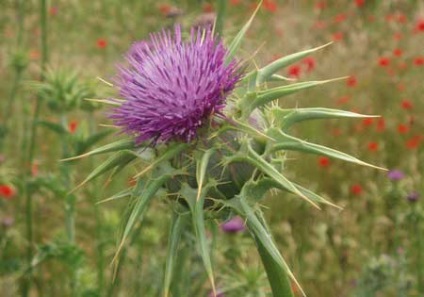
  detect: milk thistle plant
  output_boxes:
[70,4,382,297]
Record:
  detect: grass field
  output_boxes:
[1,1,424,296]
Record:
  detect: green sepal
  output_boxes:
[267,128,384,170]
[62,138,135,161]
[225,0,262,65]
[163,212,190,297]
[268,107,379,131]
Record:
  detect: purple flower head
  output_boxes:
[387,169,405,181]
[111,26,241,144]
[220,216,245,233]
[406,191,420,203]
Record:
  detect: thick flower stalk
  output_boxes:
[111,26,240,144]
[71,3,384,297]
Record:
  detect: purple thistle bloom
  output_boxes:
[387,169,405,181]
[110,26,241,144]
[406,191,420,203]
[220,216,245,233]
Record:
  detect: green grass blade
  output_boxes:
[225,0,262,65]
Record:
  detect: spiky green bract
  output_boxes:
[74,4,384,296]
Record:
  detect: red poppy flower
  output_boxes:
[362,118,374,126]
[414,57,424,66]
[263,0,277,13]
[351,184,363,195]
[69,120,78,134]
[406,136,421,149]
[396,13,407,24]
[415,19,424,32]
[230,0,241,5]
[158,4,171,15]
[96,38,107,49]
[355,0,365,7]
[376,118,385,132]
[378,57,390,67]
[318,156,330,168]
[336,96,350,105]
[332,32,344,41]
[397,124,409,134]
[0,185,16,200]
[302,57,316,72]
[334,13,347,23]
[202,3,214,13]
[367,141,379,152]
[346,76,357,87]
[393,32,403,40]
[393,48,403,57]
[49,6,58,16]
[287,65,301,78]
[315,1,326,10]
[313,21,327,30]
[401,99,413,110]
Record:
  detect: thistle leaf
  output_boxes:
[133,143,189,179]
[226,143,319,208]
[256,43,332,85]
[37,120,68,135]
[225,0,262,65]
[267,128,385,170]
[96,188,132,204]
[230,197,300,297]
[193,196,216,294]
[196,148,216,201]
[73,150,137,191]
[268,107,379,131]
[62,138,135,161]
[251,78,345,110]
[75,130,113,156]
[163,213,188,297]
[114,164,178,265]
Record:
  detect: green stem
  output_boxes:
[88,113,105,296]
[413,206,424,293]
[22,0,48,296]
[60,114,77,297]
[215,0,226,38]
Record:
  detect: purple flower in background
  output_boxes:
[208,289,225,297]
[406,191,420,202]
[220,216,245,233]
[111,26,241,144]
[387,169,405,181]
